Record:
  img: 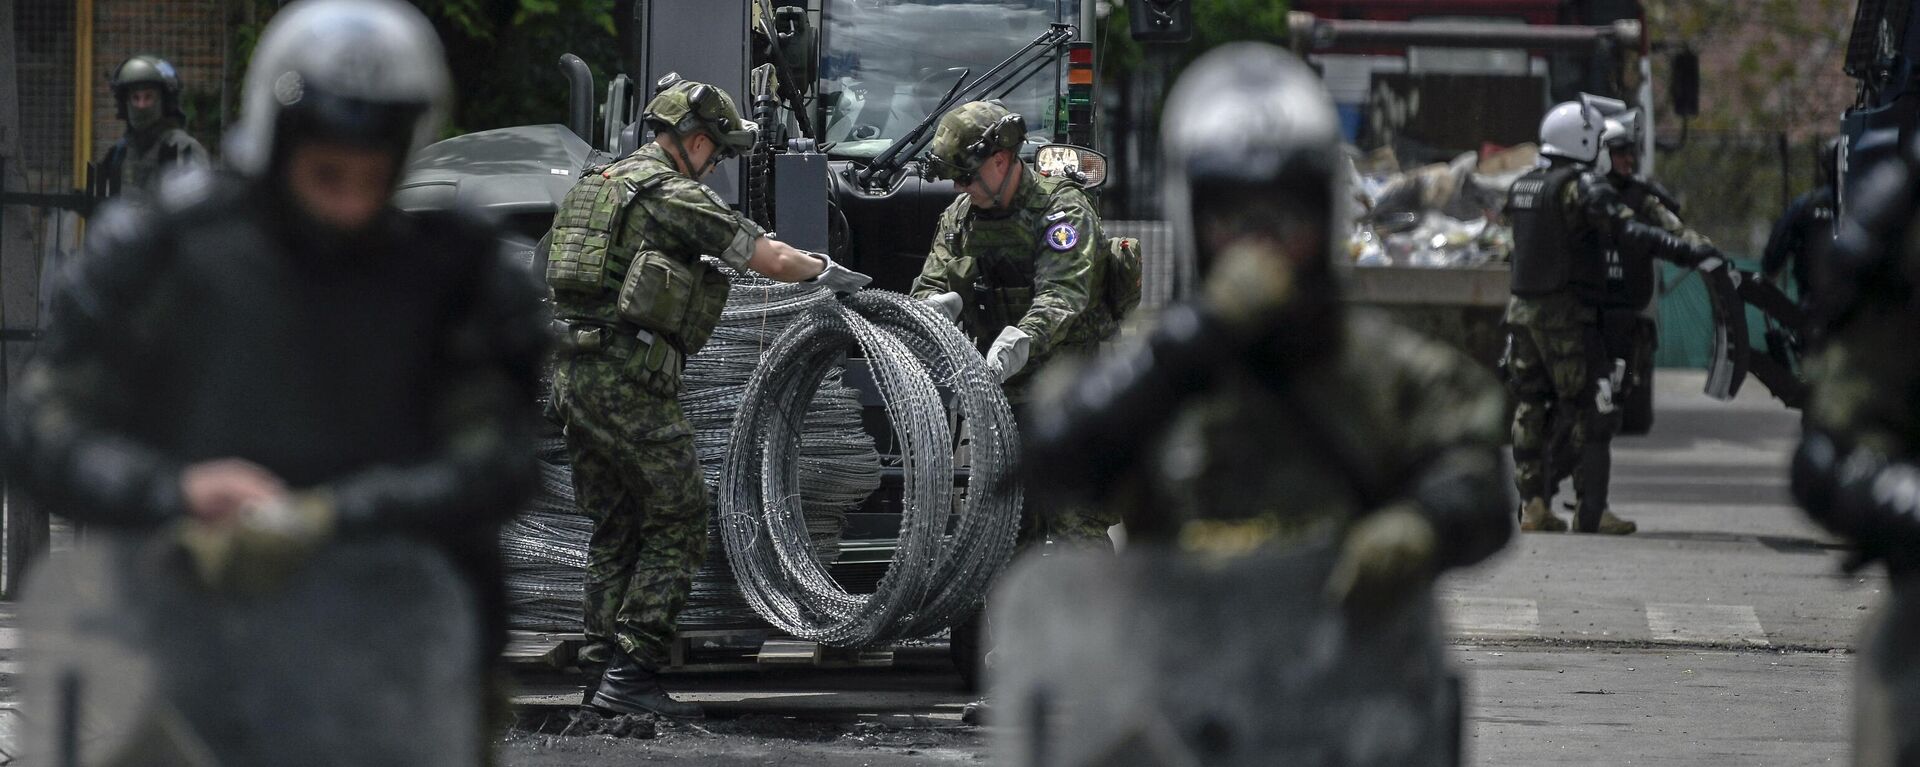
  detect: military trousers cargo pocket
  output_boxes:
[617,250,695,336]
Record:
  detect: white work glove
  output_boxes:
[984,325,1032,383]
[807,251,872,295]
[923,291,964,322]
[1594,377,1616,415]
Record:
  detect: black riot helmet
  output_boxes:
[110,55,185,121]
[1161,42,1344,297]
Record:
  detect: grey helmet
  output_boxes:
[110,55,185,121]
[1160,42,1343,297]
[225,0,452,177]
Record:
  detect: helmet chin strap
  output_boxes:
[669,132,723,178]
[985,154,1019,209]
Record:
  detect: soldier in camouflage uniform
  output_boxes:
[97,55,208,198]
[1544,117,1721,524]
[1014,46,1512,762]
[545,74,868,719]
[1790,153,1920,767]
[911,99,1118,547]
[1505,98,1713,535]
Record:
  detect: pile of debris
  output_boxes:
[1347,143,1537,269]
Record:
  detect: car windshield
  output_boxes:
[818,0,1080,160]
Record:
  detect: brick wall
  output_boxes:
[88,0,228,165]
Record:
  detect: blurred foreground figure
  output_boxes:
[1790,144,1920,767]
[994,43,1512,767]
[7,0,546,763]
[96,54,207,198]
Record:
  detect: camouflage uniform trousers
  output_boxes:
[553,355,708,667]
[1504,294,1597,504]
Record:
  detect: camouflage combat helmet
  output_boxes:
[110,54,185,120]
[926,100,1028,181]
[644,73,757,157]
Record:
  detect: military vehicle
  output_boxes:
[393,0,1125,678]
[395,0,1109,290]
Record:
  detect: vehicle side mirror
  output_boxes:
[1670,49,1699,119]
[1035,144,1109,189]
[1129,0,1192,43]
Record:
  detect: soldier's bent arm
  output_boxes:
[6,205,185,526]
[322,243,549,534]
[644,175,768,272]
[1015,197,1102,360]
[1575,173,1708,268]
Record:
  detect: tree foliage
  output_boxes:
[228,0,626,136]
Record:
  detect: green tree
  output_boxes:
[228,0,625,137]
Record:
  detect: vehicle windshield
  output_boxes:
[818,0,1080,160]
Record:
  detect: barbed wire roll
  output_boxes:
[848,291,1022,637]
[502,268,882,633]
[719,290,1021,646]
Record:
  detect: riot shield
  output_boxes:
[989,544,1461,767]
[21,534,481,766]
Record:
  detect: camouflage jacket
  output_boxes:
[6,170,548,537]
[1130,310,1511,570]
[102,124,208,198]
[910,167,1115,384]
[548,142,763,328]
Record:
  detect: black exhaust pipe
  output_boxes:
[560,53,595,144]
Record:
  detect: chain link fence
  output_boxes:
[1652,130,1829,368]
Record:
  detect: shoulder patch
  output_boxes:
[1045,210,1069,222]
[1045,221,1080,252]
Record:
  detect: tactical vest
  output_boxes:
[1507,165,1605,301]
[950,176,1117,350]
[546,156,731,392]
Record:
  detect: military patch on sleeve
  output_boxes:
[1045,221,1079,251]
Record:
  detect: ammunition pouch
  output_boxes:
[973,281,1035,336]
[557,324,684,398]
[616,251,732,355]
[546,169,639,297]
[681,264,732,355]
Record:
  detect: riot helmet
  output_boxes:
[1539,100,1605,164]
[926,100,1028,185]
[644,73,757,175]
[1601,117,1637,178]
[224,0,452,179]
[1162,42,1342,296]
[110,55,185,127]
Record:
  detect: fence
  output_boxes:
[1650,130,1828,369]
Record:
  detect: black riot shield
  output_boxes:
[989,545,1462,767]
[22,534,481,767]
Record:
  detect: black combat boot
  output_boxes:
[588,654,704,719]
